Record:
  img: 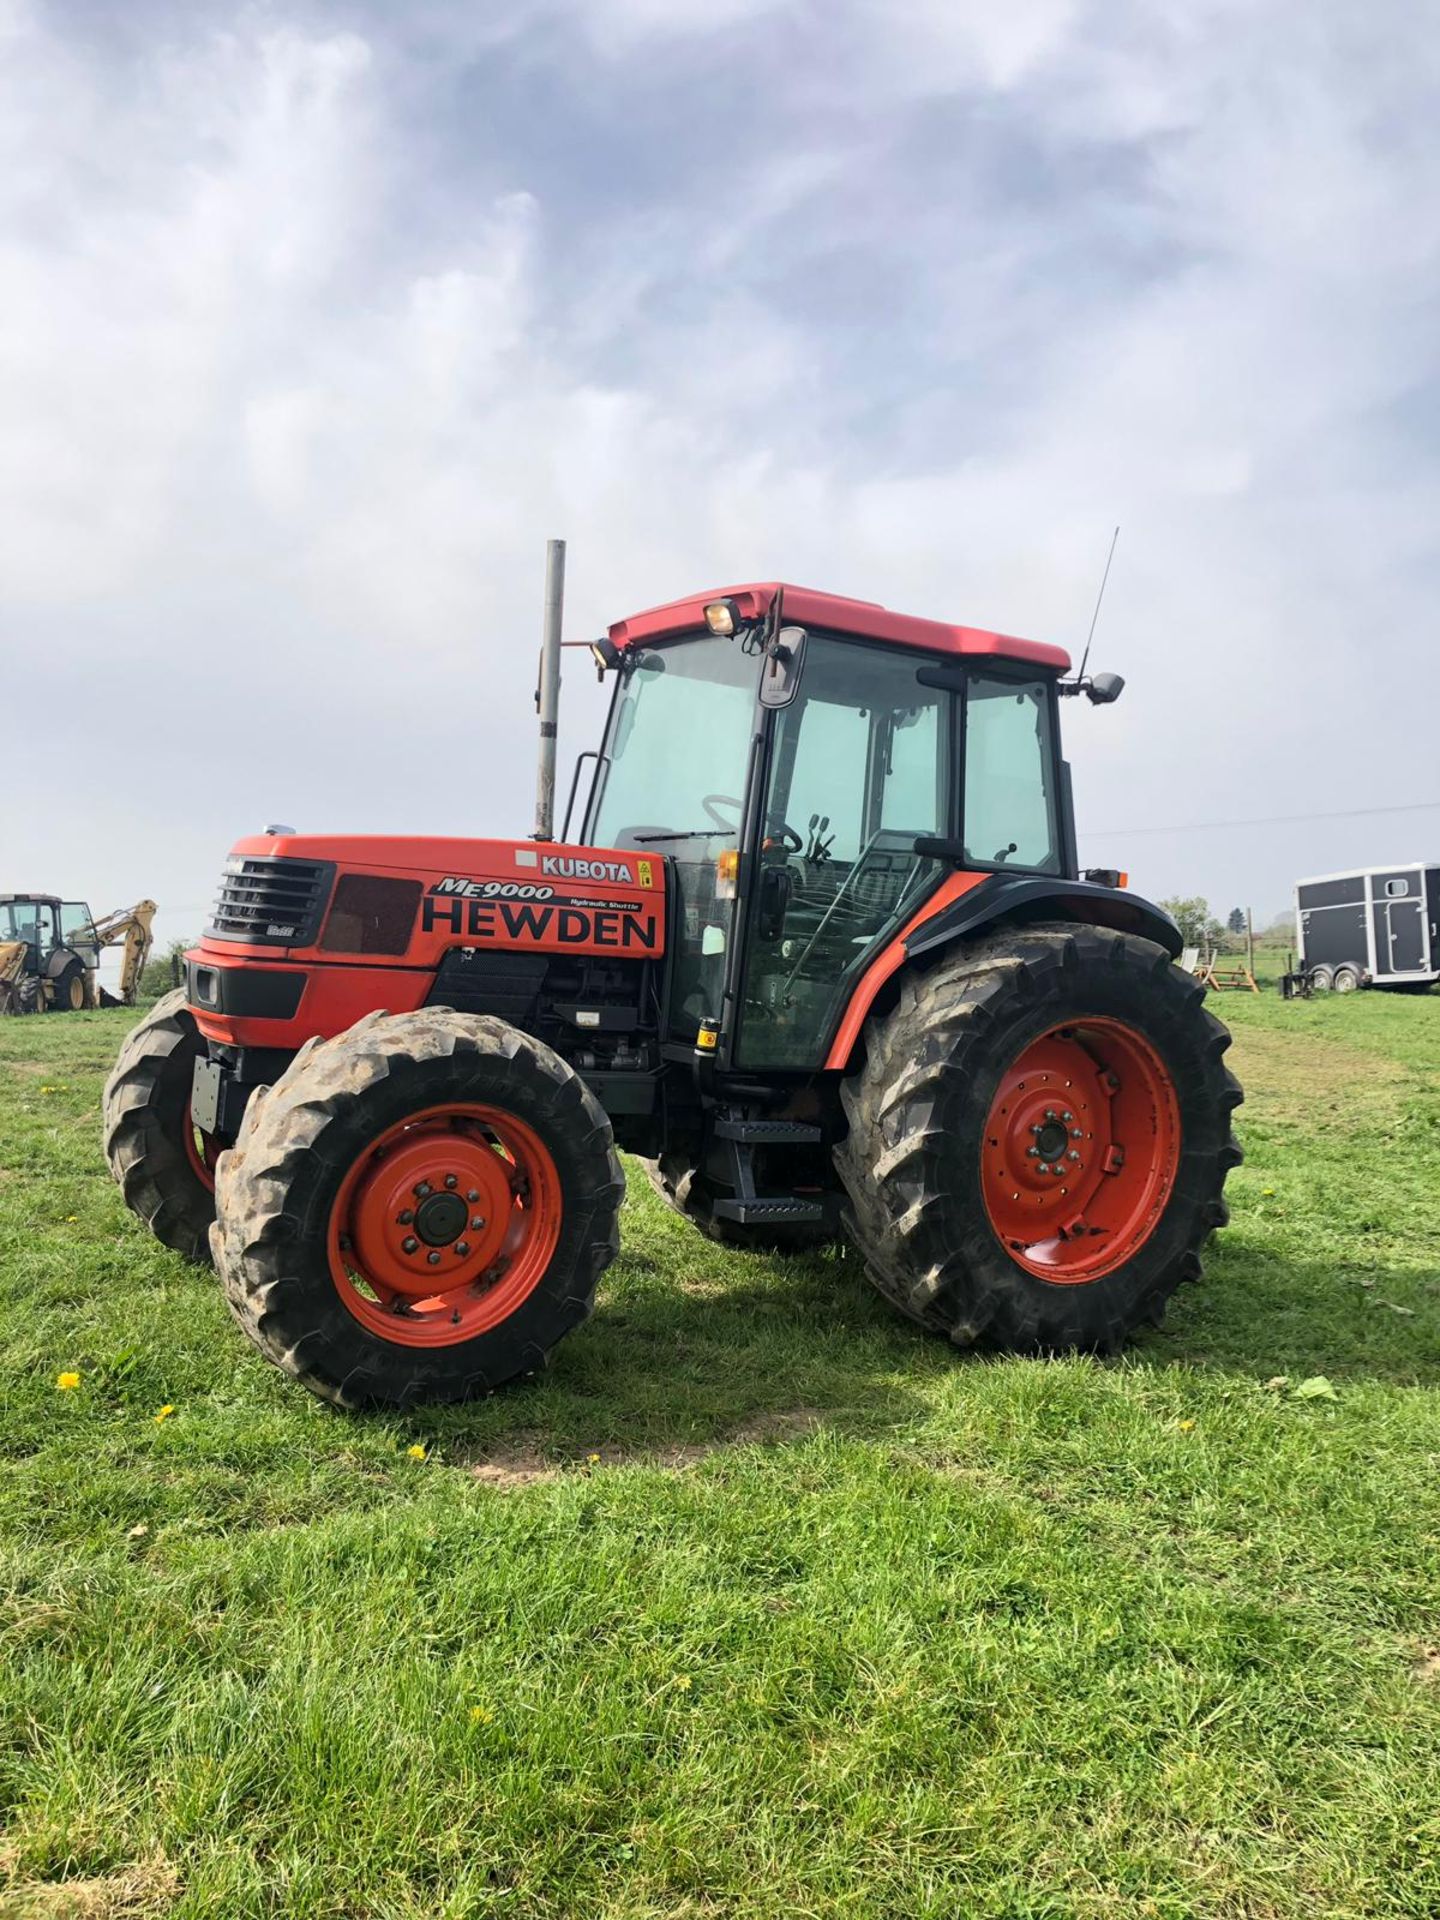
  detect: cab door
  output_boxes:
[737,639,950,1069]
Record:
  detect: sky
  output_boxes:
[5,0,1440,968]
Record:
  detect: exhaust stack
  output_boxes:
[533,537,566,841]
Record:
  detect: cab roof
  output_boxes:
[607,582,1071,672]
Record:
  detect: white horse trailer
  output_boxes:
[1295,863,1440,991]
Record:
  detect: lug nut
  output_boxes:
[1061,1111,1073,1123]
[1026,1146,1040,1158]
[467,1189,480,1203]
[1045,1109,1058,1121]
[1071,1128,1083,1139]
[414,1181,432,1198]
[444,1174,458,1190]
[397,1209,414,1225]
[427,1251,441,1266]
[1039,1164,1052,1175]
[1067,1150,1081,1163]
[402,1236,418,1253]
[471,1215,486,1230]
[455,1241,470,1257]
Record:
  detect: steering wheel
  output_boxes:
[702,793,744,831]
[770,822,804,853]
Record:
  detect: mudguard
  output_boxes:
[905,872,1183,962]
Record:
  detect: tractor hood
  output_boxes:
[200,833,667,961]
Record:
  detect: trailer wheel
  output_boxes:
[212,1009,625,1408]
[102,988,219,1264]
[1332,963,1363,993]
[836,923,1242,1354]
[1308,964,1334,992]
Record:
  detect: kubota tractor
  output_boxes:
[103,579,1241,1407]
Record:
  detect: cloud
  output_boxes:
[3,0,1439,959]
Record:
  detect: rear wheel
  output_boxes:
[49,962,88,1012]
[1332,963,1363,993]
[102,988,219,1264]
[212,1009,625,1407]
[836,924,1242,1352]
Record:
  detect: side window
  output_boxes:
[773,701,869,861]
[881,703,941,832]
[963,677,1058,872]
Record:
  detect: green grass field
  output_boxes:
[2,989,1438,1918]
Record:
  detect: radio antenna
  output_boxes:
[1076,525,1119,684]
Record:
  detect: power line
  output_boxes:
[1080,798,1440,838]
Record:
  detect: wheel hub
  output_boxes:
[981,1019,1180,1284]
[328,1103,563,1343]
[415,1191,468,1246]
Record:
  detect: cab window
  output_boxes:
[962,675,1059,872]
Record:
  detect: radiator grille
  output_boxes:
[206,857,333,946]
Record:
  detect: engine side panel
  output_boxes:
[188,833,666,1050]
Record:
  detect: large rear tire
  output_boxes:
[49,961,88,1012]
[102,988,220,1265]
[836,924,1242,1353]
[212,1009,625,1408]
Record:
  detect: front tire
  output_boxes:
[102,988,220,1264]
[836,924,1242,1353]
[212,1009,625,1408]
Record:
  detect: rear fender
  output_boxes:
[824,873,1182,1072]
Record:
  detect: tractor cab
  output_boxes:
[583,586,1073,1070]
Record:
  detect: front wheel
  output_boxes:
[836,924,1243,1353]
[102,989,221,1264]
[212,1009,625,1408]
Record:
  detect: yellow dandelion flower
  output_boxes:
[154,1404,175,1423]
[65,1215,79,1223]
[586,1451,601,1465]
[469,1705,493,1725]
[407,1443,427,1461]
[675,1674,692,1691]
[1177,1419,1195,1433]
[56,1371,81,1391]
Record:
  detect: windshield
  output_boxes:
[587,632,760,1036]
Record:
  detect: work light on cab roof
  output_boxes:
[103,546,1239,1412]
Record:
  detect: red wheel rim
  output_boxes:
[183,1113,222,1193]
[981,1018,1181,1284]
[328,1103,563,1348]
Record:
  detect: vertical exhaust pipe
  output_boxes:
[533,536,565,840]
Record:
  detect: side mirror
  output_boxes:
[759,626,807,708]
[1087,671,1125,705]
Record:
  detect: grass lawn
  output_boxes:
[2,988,1438,1918]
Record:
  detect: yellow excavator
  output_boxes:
[0,895,156,1014]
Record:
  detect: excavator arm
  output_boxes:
[87,901,157,1006]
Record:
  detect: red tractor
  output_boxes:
[103,578,1241,1407]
